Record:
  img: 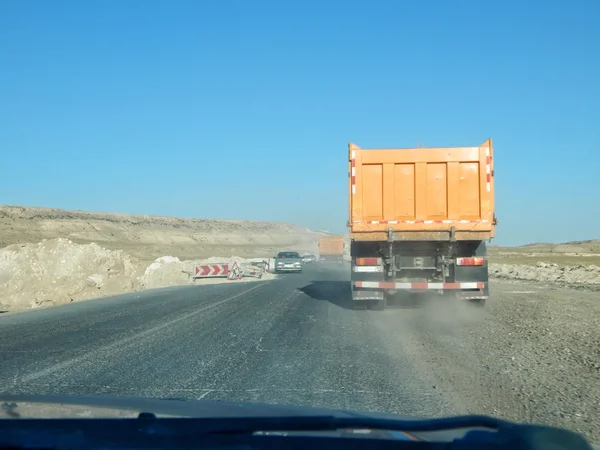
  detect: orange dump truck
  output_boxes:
[318,236,345,262]
[348,139,496,309]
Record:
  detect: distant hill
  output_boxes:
[0,205,322,260]
[494,240,600,254]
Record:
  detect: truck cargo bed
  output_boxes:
[347,139,496,309]
[349,139,495,241]
[318,236,345,259]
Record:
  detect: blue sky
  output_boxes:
[0,0,598,245]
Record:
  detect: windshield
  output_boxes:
[0,1,597,447]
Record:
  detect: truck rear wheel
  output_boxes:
[369,299,386,310]
[452,292,487,307]
[467,298,486,307]
[352,301,368,310]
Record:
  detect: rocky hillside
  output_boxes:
[0,205,321,261]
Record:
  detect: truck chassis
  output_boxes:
[350,228,489,310]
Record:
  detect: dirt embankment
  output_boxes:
[0,238,275,312]
[0,205,321,262]
[488,240,600,288]
[489,240,600,266]
[0,205,319,312]
[490,262,600,286]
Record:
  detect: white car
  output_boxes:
[275,252,303,273]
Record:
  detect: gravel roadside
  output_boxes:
[374,280,600,443]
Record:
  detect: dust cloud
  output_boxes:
[384,293,487,336]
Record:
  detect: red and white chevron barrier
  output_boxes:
[194,264,229,278]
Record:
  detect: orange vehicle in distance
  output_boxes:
[318,236,345,263]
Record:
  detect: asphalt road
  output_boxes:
[0,264,457,418]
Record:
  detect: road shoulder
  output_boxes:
[373,280,599,443]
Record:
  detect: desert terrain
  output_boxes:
[489,241,600,287]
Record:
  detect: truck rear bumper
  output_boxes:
[319,255,344,262]
[351,281,488,301]
[350,250,489,302]
[354,281,484,290]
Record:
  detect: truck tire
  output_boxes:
[352,302,368,311]
[369,299,386,310]
[468,298,486,307]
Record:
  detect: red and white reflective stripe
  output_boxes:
[364,219,489,225]
[355,257,382,265]
[368,220,398,225]
[485,146,491,193]
[353,265,383,273]
[351,150,356,195]
[354,281,485,290]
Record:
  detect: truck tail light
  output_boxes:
[355,257,382,266]
[456,257,484,266]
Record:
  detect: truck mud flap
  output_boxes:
[456,292,489,300]
[351,257,385,301]
[455,286,489,300]
[351,288,384,301]
[454,259,489,299]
